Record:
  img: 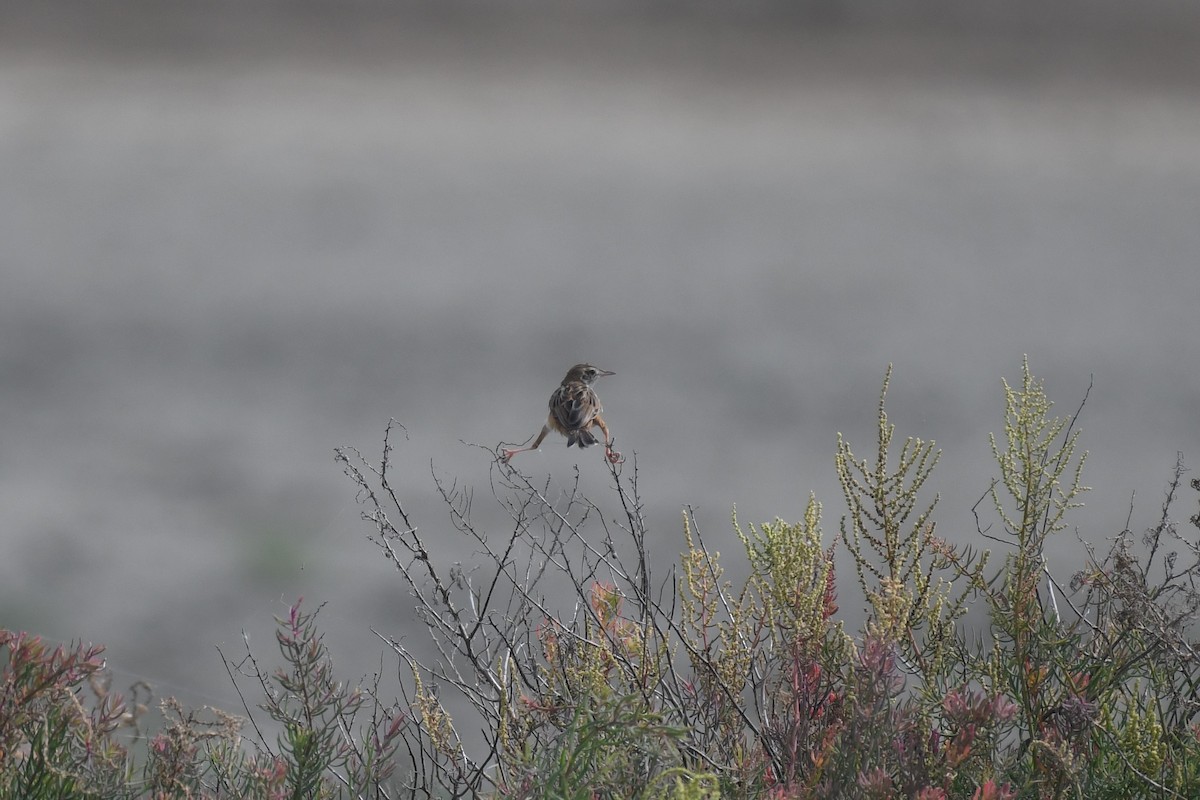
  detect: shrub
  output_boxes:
[0,601,403,798]
[0,631,135,798]
[4,359,1199,798]
[334,360,1200,798]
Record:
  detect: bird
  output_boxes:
[501,364,623,464]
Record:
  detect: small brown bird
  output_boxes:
[502,364,622,464]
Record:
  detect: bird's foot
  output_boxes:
[500,449,518,463]
[606,448,624,464]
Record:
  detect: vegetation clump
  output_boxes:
[3,359,1200,798]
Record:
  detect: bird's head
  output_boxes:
[563,364,614,385]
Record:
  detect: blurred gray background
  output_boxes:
[2,1,1199,721]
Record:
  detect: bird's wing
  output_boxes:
[550,383,599,432]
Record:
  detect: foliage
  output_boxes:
[0,631,135,798]
[326,359,1200,798]
[4,359,1200,798]
[0,601,403,798]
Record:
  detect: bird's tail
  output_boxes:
[567,429,599,448]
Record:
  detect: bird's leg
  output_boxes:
[501,425,550,463]
[592,416,623,464]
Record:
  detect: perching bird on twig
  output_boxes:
[501,364,623,464]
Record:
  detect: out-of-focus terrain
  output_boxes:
[2,2,1198,717]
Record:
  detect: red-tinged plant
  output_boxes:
[218,598,406,798]
[971,778,1016,800]
[0,630,133,798]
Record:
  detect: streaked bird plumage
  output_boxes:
[502,364,622,464]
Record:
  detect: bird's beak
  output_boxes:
[598,369,615,376]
